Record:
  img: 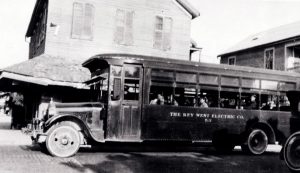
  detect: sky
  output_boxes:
[1,0,300,68]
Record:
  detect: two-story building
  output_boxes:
[0,0,200,126]
[28,0,200,60]
[219,21,300,72]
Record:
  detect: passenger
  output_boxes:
[281,96,290,107]
[199,97,208,108]
[168,95,178,106]
[246,95,257,110]
[150,94,165,105]
[193,98,197,107]
[262,98,276,110]
[183,98,191,106]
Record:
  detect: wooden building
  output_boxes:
[27,0,200,60]
[219,21,300,72]
[0,0,200,126]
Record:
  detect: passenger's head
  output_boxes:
[157,94,164,100]
[251,95,256,102]
[157,94,164,105]
[200,98,205,104]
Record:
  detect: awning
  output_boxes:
[0,72,88,89]
[0,54,91,89]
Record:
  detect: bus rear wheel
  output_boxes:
[46,122,80,158]
[283,132,300,172]
[242,129,268,155]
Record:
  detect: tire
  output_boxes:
[46,122,80,158]
[283,132,300,172]
[242,129,268,155]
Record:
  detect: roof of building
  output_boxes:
[26,0,200,37]
[0,54,90,88]
[176,0,200,19]
[219,21,300,57]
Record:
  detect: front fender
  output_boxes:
[44,114,105,143]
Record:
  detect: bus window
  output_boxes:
[110,66,122,101]
[241,93,259,110]
[242,78,260,89]
[175,87,196,107]
[124,79,139,101]
[261,80,278,91]
[151,69,174,82]
[261,94,278,111]
[220,90,240,109]
[199,88,218,108]
[199,74,218,85]
[176,72,197,84]
[125,66,140,78]
[90,77,108,103]
[279,82,296,91]
[279,95,291,111]
[111,78,121,100]
[149,85,173,105]
[221,76,239,87]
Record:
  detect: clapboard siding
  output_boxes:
[44,0,192,61]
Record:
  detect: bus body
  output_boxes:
[31,54,300,157]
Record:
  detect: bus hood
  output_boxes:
[47,102,105,120]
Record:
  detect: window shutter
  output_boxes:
[125,11,134,45]
[114,9,125,44]
[83,4,94,40]
[72,3,83,39]
[163,17,172,50]
[41,9,47,42]
[153,16,163,49]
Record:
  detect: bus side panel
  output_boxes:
[260,111,291,143]
[142,105,292,143]
[141,105,252,142]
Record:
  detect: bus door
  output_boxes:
[112,64,143,141]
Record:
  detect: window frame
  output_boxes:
[228,56,236,66]
[153,15,173,51]
[114,9,134,46]
[264,47,275,70]
[71,2,95,40]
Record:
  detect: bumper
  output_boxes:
[28,120,47,144]
[31,132,47,144]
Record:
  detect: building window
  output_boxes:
[71,2,94,40]
[153,16,173,51]
[286,43,300,70]
[228,56,236,65]
[264,48,274,70]
[114,9,134,45]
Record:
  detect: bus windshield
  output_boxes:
[89,69,109,103]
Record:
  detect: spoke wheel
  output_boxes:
[46,124,80,158]
[284,132,300,171]
[244,129,268,155]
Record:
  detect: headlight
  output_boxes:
[47,98,56,118]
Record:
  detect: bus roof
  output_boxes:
[83,53,300,80]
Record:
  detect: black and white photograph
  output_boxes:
[1,0,300,172]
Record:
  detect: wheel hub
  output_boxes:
[61,137,69,145]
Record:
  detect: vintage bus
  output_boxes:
[31,54,300,157]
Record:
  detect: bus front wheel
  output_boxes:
[242,129,268,155]
[46,122,80,158]
[283,132,300,172]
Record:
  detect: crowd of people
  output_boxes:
[150,93,208,108]
[150,93,290,111]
